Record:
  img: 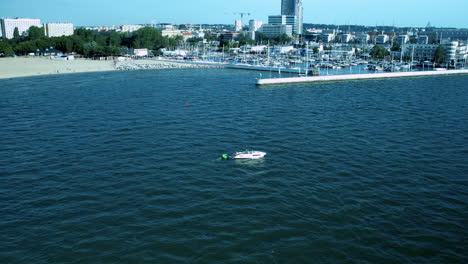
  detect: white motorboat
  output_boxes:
[231,150,266,159]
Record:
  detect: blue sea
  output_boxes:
[1,69,467,263]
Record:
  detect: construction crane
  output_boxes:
[233,12,251,21]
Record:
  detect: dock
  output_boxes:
[256,69,468,86]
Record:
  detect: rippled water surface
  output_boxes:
[1,69,467,263]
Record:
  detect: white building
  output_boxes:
[249,20,263,32]
[357,33,370,44]
[259,24,293,37]
[268,15,297,33]
[321,33,335,43]
[161,29,182,38]
[181,32,194,41]
[441,41,468,63]
[402,44,439,61]
[45,23,74,37]
[235,20,243,32]
[341,34,353,43]
[120,25,144,33]
[134,48,148,57]
[376,34,389,44]
[418,35,429,44]
[0,18,42,39]
[396,35,409,45]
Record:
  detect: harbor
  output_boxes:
[256,69,468,85]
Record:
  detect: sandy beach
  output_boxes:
[0,57,218,79]
[0,57,116,79]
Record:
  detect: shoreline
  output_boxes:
[0,57,220,80]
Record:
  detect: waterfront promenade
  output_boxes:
[257,69,468,85]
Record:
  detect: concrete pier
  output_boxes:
[256,69,468,86]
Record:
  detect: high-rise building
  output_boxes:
[281,0,296,15]
[269,15,296,33]
[249,20,263,32]
[281,0,303,34]
[235,20,243,32]
[45,23,74,37]
[0,18,42,39]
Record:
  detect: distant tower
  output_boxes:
[281,0,303,34]
[235,20,243,32]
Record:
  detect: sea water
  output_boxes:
[1,69,467,263]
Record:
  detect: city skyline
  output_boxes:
[2,0,468,28]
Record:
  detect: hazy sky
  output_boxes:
[2,0,467,28]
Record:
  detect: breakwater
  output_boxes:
[115,61,221,70]
[257,69,468,85]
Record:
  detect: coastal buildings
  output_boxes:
[268,15,297,33]
[320,30,336,43]
[443,41,468,62]
[418,35,429,44]
[44,23,74,37]
[351,33,370,44]
[120,25,144,33]
[341,34,353,43]
[281,0,303,34]
[397,35,409,45]
[376,34,389,44]
[429,28,468,41]
[0,18,42,39]
[402,44,439,61]
[259,24,293,37]
[235,20,243,32]
[161,29,182,38]
[249,20,263,32]
[257,0,304,38]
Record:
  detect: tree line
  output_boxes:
[0,26,189,57]
[0,26,294,57]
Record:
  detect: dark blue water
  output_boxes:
[1,69,467,263]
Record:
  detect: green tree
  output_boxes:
[13,27,20,42]
[219,39,230,50]
[133,27,163,50]
[279,34,291,44]
[390,43,400,51]
[186,37,203,44]
[102,46,121,56]
[34,38,53,51]
[0,42,15,56]
[434,45,445,64]
[313,47,319,54]
[237,34,254,46]
[53,36,74,53]
[94,34,107,46]
[14,41,37,55]
[165,36,179,49]
[370,45,390,59]
[75,28,94,42]
[83,41,99,57]
[71,35,85,54]
[108,32,121,47]
[28,26,44,40]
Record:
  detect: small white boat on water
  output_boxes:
[232,150,266,159]
[222,150,266,160]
